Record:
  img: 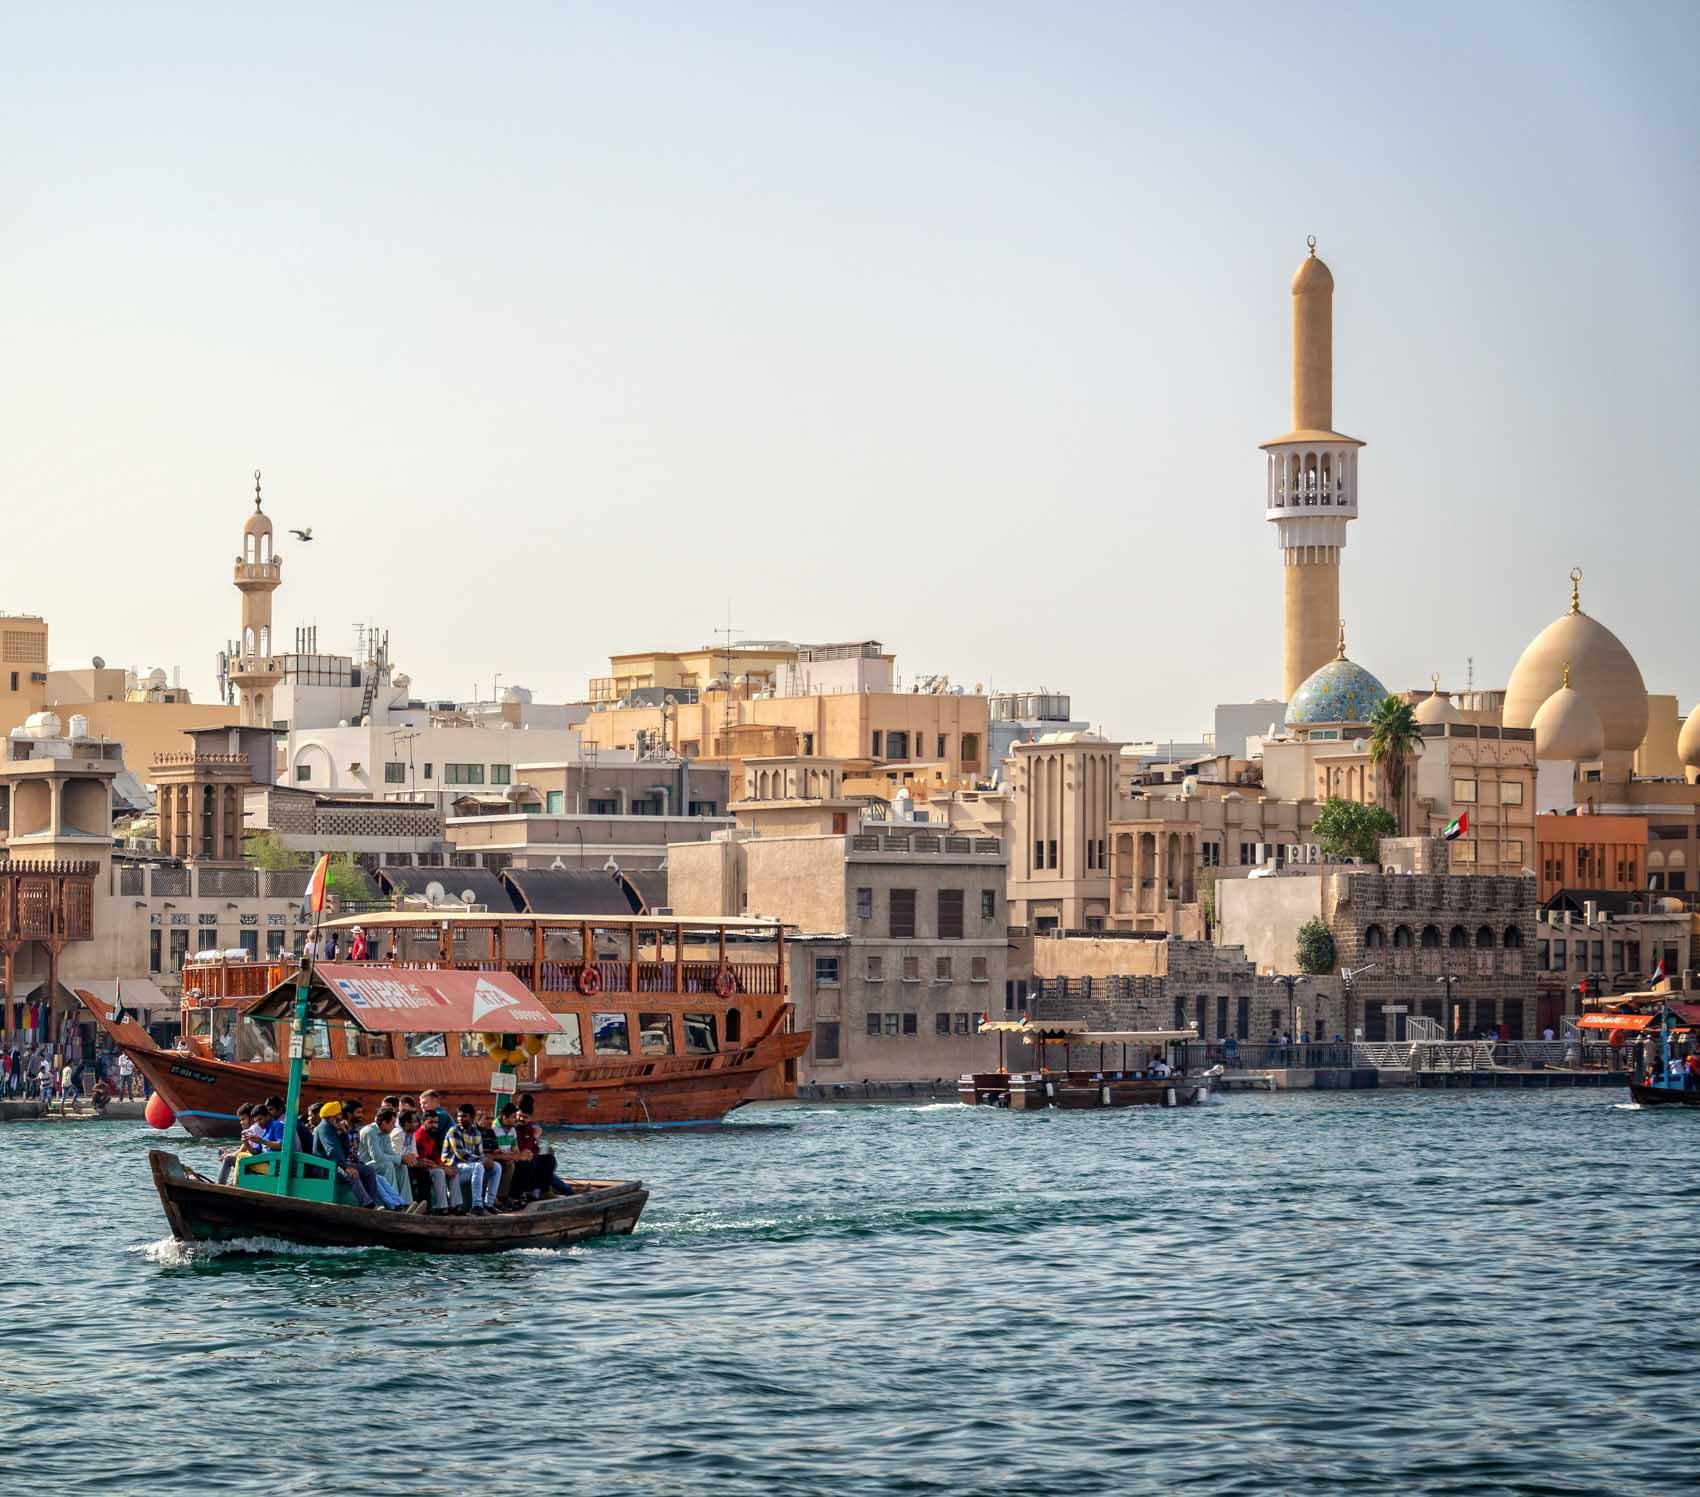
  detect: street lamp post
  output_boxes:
[1341,962,1378,1052]
[1275,974,1307,1056]
[1436,974,1459,1039]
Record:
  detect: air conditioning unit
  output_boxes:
[1286,844,1304,865]
[1305,843,1320,864]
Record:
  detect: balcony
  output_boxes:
[233,561,281,586]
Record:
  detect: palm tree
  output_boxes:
[1367,696,1421,835]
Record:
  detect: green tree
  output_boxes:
[1313,796,1398,864]
[243,830,305,870]
[1368,695,1422,835]
[1296,917,1337,975]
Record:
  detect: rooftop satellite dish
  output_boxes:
[424,879,447,905]
[460,888,478,905]
[92,655,106,669]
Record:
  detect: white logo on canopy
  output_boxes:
[470,977,520,1024]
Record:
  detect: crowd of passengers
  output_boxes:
[218,1086,573,1213]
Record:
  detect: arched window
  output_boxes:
[260,532,271,563]
[1420,925,1441,949]
[1393,925,1413,948]
[1364,924,1387,949]
[244,626,255,655]
[1475,925,1495,949]
[1448,925,1469,949]
[258,627,269,657]
[1503,926,1523,948]
[245,534,256,563]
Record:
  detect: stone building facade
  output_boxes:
[669,823,1006,1083]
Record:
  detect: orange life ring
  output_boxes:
[714,967,737,999]
[577,965,603,997]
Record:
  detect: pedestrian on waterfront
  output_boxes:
[1542,1026,1555,1042]
[323,932,340,961]
[59,1059,75,1112]
[117,1052,135,1100]
[349,927,368,962]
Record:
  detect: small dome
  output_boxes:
[1286,656,1387,726]
[1531,683,1605,763]
[1678,703,1700,770]
[1503,574,1646,752]
[243,506,272,537]
[1292,248,1333,295]
[1413,679,1461,726]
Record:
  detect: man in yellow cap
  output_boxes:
[311,1098,379,1208]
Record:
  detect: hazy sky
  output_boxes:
[3,2,1696,738]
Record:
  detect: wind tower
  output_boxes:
[1263,239,1364,700]
[231,469,284,727]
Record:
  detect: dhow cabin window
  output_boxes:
[593,1012,631,1055]
[236,1016,278,1064]
[683,1012,718,1055]
[546,1013,583,1056]
[638,1013,675,1056]
[404,1032,447,1058]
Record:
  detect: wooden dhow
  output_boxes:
[78,911,808,1137]
[959,1018,1215,1110]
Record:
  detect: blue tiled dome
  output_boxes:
[1285,656,1387,726]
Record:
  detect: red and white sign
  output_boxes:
[315,963,563,1035]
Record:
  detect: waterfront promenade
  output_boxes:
[3,1090,1694,1494]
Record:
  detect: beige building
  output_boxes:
[669,823,1006,1084]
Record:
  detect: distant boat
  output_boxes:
[959,1018,1215,1109]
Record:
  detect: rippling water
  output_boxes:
[2,1090,1696,1493]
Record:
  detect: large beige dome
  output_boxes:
[1531,683,1605,763]
[1502,576,1647,752]
[1678,703,1700,770]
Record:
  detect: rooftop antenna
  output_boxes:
[714,600,742,743]
[1466,656,1474,694]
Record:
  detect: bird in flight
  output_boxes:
[289,527,314,542]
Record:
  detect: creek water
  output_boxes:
[1,1089,1695,1493]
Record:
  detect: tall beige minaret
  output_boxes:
[1262,239,1364,699]
[231,469,284,727]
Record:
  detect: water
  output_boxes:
[2,1090,1696,1494]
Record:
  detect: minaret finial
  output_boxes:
[1431,672,1440,694]
[1569,565,1582,615]
[1563,661,1572,689]
[1306,235,1317,256]
[254,468,263,511]
[1336,618,1347,660]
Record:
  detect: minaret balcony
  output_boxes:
[234,560,282,588]
[1263,440,1360,520]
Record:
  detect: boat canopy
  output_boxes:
[245,962,567,1036]
[1576,1012,1654,1031]
[976,1019,1198,1043]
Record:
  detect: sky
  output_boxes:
[2,1,1696,739]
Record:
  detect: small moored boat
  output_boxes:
[960,1018,1216,1110]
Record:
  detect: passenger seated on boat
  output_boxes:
[409,1110,456,1212]
[444,1104,501,1215]
[516,1094,572,1198]
[420,1089,456,1139]
[361,1106,414,1208]
[218,1104,259,1184]
[260,1097,288,1149]
[310,1100,382,1209]
[485,1106,525,1203]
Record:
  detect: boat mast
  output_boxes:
[274,956,312,1200]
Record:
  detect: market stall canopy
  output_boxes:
[1576,1012,1654,1031]
[245,963,566,1036]
[60,977,172,1015]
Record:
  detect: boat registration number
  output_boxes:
[167,1062,219,1088]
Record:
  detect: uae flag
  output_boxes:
[1651,956,1666,985]
[1442,811,1468,841]
[302,852,332,916]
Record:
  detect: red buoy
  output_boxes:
[144,1093,176,1130]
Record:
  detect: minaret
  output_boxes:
[231,469,283,727]
[1263,239,1364,699]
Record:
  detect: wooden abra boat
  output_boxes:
[79,911,809,1137]
[150,1150,647,1253]
[960,1018,1214,1110]
[147,957,647,1254]
[1579,992,1700,1107]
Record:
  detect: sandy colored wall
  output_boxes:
[1216,875,1326,974]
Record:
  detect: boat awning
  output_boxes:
[1071,1029,1199,1044]
[245,962,566,1036]
[978,1018,1089,1035]
[1576,1012,1654,1031]
[1668,1002,1700,1026]
[61,977,172,1014]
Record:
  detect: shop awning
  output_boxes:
[1576,1012,1653,1031]
[61,977,172,1015]
[246,962,565,1035]
[978,1018,1089,1035]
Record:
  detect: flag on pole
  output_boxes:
[1442,811,1468,841]
[303,853,332,916]
[1651,956,1666,985]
